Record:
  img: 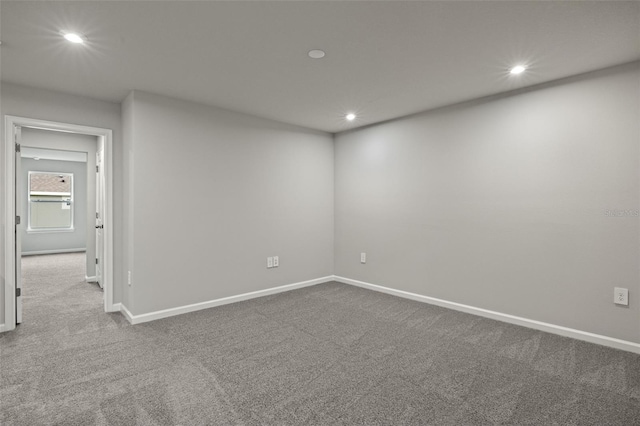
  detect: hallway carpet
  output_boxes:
[2,253,640,425]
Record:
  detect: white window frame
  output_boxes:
[27,171,75,233]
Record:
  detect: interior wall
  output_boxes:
[334,62,640,343]
[0,82,123,328]
[3,64,638,346]
[20,157,88,255]
[123,91,334,315]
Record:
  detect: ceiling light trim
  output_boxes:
[308,49,326,59]
[60,31,87,44]
[510,65,526,75]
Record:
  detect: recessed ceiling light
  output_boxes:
[61,31,86,44]
[346,113,356,121]
[308,49,325,59]
[510,65,526,75]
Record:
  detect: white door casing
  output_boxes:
[96,148,104,288]
[14,125,23,324]
[3,116,116,332]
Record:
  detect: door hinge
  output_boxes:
[96,212,99,219]
[16,288,21,297]
[16,215,21,225]
[96,165,99,173]
[15,143,21,153]
[96,258,99,265]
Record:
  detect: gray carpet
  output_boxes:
[2,253,640,425]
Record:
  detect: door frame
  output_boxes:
[3,116,115,332]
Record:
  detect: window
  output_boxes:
[28,171,74,230]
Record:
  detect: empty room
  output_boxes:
[1,1,639,424]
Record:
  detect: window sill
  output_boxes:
[27,228,75,234]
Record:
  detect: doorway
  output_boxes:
[3,116,115,332]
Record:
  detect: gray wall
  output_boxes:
[122,91,334,315]
[335,63,640,343]
[20,158,87,255]
[3,65,639,347]
[0,82,123,327]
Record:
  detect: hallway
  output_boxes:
[16,253,118,336]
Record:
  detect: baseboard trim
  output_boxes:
[22,248,86,256]
[114,274,640,354]
[119,304,134,323]
[86,276,97,283]
[333,275,640,355]
[0,324,6,333]
[110,302,122,313]
[121,276,335,325]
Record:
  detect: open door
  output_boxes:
[14,126,23,324]
[95,147,104,288]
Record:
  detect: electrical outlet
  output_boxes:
[614,287,628,306]
[127,271,132,286]
[273,256,279,267]
[360,252,366,264]
[267,257,273,268]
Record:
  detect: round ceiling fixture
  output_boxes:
[61,31,86,44]
[308,49,326,59]
[510,65,526,75]
[346,113,356,121]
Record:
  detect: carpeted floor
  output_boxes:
[1,253,640,425]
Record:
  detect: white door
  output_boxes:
[95,148,104,288]
[15,126,23,324]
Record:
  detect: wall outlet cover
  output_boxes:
[614,287,628,306]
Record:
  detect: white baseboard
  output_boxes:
[120,276,335,325]
[119,304,135,323]
[333,275,640,355]
[86,276,97,283]
[109,303,122,313]
[112,273,640,354]
[0,324,6,333]
[22,248,86,256]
